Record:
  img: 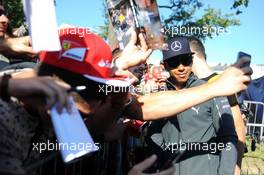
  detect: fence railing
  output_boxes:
[24,142,125,175]
[244,100,264,141]
[25,152,86,175]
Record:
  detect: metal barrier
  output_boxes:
[23,141,126,175]
[244,100,264,141]
[24,152,93,175]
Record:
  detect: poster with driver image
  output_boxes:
[106,0,166,50]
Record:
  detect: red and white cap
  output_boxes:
[39,27,132,87]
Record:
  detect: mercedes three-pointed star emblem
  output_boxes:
[171,41,182,52]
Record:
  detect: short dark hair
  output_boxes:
[37,63,108,100]
[187,36,207,60]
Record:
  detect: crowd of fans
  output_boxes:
[0,1,254,175]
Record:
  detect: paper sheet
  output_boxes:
[50,98,98,163]
[23,0,61,52]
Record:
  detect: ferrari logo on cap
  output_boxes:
[63,41,71,50]
[171,41,182,52]
[60,40,87,62]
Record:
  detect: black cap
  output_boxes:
[162,36,193,61]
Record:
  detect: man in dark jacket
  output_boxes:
[145,36,237,175]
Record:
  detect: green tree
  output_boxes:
[160,0,249,40]
[3,0,25,29]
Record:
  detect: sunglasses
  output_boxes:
[165,55,193,68]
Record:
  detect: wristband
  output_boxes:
[0,74,12,102]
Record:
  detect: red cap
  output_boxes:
[39,27,132,87]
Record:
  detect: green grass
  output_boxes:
[244,138,264,160]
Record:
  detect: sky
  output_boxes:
[55,0,263,65]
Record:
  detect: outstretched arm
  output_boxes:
[125,58,252,121]
[0,76,70,112]
[0,36,37,59]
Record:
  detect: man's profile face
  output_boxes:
[165,55,193,84]
[0,5,8,38]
